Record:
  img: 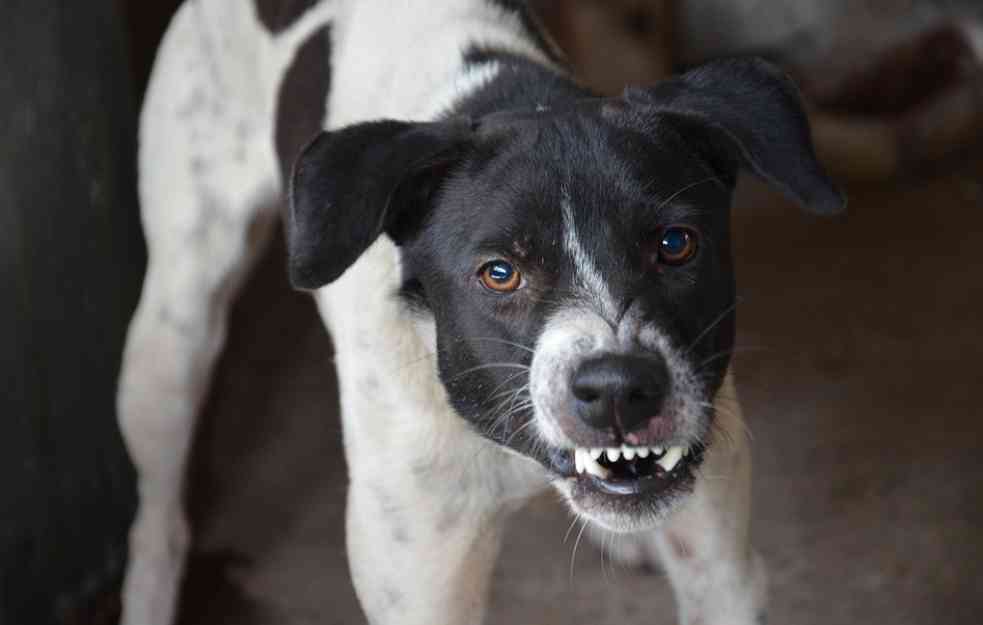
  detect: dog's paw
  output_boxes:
[120,510,190,625]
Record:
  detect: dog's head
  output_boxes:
[289,59,844,531]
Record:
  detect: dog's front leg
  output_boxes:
[346,474,502,625]
[344,432,533,625]
[648,376,767,625]
[653,422,768,625]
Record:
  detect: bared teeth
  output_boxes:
[656,446,685,473]
[574,445,691,480]
[574,448,610,479]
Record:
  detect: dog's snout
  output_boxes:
[571,354,669,433]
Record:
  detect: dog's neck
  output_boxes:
[447,49,591,120]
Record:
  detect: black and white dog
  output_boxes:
[117,1,843,624]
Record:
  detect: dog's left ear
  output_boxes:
[288,118,472,290]
[622,57,846,215]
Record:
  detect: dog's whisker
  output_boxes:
[494,404,534,437]
[649,175,725,209]
[685,300,741,355]
[485,379,530,404]
[447,362,530,382]
[694,468,734,482]
[562,514,581,544]
[468,336,536,354]
[502,419,535,448]
[569,517,590,583]
[602,529,618,585]
[695,345,767,371]
[480,371,530,407]
[485,385,531,422]
[702,399,754,444]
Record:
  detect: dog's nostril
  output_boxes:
[571,354,670,432]
[571,381,602,404]
[575,389,601,403]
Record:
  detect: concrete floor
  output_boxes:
[177,162,983,625]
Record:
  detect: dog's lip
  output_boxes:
[584,472,684,496]
[569,467,699,510]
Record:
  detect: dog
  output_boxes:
[116,1,844,623]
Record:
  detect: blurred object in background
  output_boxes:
[534,0,983,182]
[0,1,144,624]
[533,0,676,94]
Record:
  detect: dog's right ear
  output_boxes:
[288,118,473,290]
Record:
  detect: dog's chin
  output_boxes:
[543,443,707,533]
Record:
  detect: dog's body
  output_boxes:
[118,2,841,624]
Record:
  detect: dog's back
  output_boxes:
[119,2,334,623]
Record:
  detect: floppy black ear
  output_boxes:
[287,118,473,290]
[624,57,845,215]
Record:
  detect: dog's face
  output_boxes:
[289,59,843,531]
[397,116,739,530]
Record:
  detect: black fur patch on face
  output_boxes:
[398,107,737,458]
[287,52,840,466]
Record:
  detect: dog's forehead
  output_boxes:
[437,112,723,251]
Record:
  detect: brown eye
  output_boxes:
[658,227,699,265]
[479,260,522,293]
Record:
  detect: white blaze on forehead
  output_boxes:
[560,187,617,318]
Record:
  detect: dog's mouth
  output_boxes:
[573,444,704,495]
[547,442,706,506]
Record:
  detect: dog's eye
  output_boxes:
[479,260,522,293]
[657,227,699,265]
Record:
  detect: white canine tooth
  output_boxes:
[653,446,664,456]
[621,445,636,460]
[583,452,611,479]
[606,448,621,462]
[589,448,603,460]
[656,446,684,473]
[636,447,650,458]
[575,449,585,474]
[684,447,691,456]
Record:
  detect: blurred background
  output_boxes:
[2,1,981,624]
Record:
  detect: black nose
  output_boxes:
[571,354,669,433]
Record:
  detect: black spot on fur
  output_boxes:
[254,0,319,34]
[391,525,410,545]
[382,585,403,610]
[275,23,330,184]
